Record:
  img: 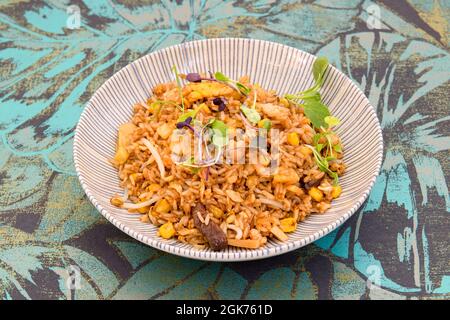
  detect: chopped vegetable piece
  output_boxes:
[155,199,171,214]
[228,239,261,249]
[159,222,176,239]
[308,187,323,202]
[273,169,300,184]
[287,132,300,146]
[280,218,297,233]
[146,183,161,193]
[331,185,342,199]
[270,225,288,241]
[157,123,172,139]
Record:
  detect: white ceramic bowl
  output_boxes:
[73,38,383,261]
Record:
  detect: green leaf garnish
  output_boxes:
[312,57,329,85]
[302,99,330,129]
[240,105,261,124]
[172,65,185,112]
[209,119,229,147]
[324,116,340,128]
[236,82,251,95]
[285,57,337,130]
[213,72,229,82]
[333,144,342,153]
[313,133,322,145]
[214,71,250,95]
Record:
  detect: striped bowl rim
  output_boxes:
[73,38,383,262]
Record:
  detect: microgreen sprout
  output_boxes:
[305,145,339,185]
[284,57,336,129]
[207,119,229,147]
[186,73,202,82]
[240,88,261,124]
[185,72,217,83]
[214,72,251,95]
[176,116,195,132]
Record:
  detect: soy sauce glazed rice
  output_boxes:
[110,57,346,251]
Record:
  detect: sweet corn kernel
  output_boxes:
[309,187,323,202]
[287,132,300,146]
[146,183,161,193]
[280,218,297,233]
[159,222,175,239]
[331,185,342,199]
[299,146,312,156]
[279,97,290,107]
[209,205,224,219]
[110,196,123,207]
[155,199,171,214]
[157,123,172,139]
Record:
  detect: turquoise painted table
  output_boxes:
[1,0,449,300]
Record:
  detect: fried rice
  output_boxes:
[110,72,346,250]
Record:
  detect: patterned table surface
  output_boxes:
[1,0,449,300]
